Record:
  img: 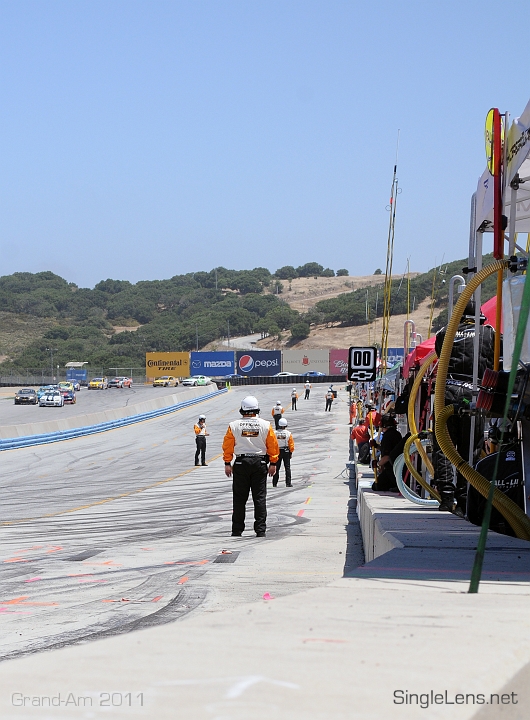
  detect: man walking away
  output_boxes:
[304,381,311,399]
[273,417,295,487]
[325,387,334,411]
[194,414,209,466]
[223,396,279,537]
[271,400,284,429]
[291,388,298,411]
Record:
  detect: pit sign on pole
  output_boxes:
[348,347,377,382]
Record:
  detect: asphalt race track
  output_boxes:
[0,385,349,661]
[0,384,189,427]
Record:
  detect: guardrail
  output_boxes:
[0,388,227,452]
[230,375,346,386]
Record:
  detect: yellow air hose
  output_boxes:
[434,259,530,541]
[405,351,440,500]
[403,434,440,500]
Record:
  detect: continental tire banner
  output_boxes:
[191,351,235,377]
[329,349,349,375]
[145,352,190,380]
[283,350,329,375]
[236,350,281,376]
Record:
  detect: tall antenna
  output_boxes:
[380,131,401,364]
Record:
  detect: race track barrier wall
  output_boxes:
[0,386,227,451]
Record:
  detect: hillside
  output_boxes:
[0,256,500,373]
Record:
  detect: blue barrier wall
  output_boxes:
[0,388,227,451]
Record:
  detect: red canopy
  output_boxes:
[402,336,436,376]
[481,295,503,332]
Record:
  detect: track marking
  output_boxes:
[0,453,223,526]
[297,509,305,517]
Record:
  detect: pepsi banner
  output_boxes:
[190,351,235,377]
[236,350,281,376]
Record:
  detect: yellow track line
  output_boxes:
[1,453,223,527]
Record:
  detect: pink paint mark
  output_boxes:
[45,545,63,554]
[297,509,305,517]
[141,548,153,551]
[152,595,163,602]
[262,592,274,601]
[24,577,42,583]
[68,573,93,577]
[177,577,189,585]
[4,557,29,563]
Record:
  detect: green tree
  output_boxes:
[290,321,310,340]
[336,268,349,276]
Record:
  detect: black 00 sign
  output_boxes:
[353,351,372,367]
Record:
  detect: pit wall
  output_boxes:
[357,482,405,563]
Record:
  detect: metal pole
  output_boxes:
[227,320,230,347]
[469,231,483,467]
[448,275,466,320]
[196,323,199,352]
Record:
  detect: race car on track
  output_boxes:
[14,388,38,405]
[39,391,64,407]
[181,375,211,387]
[37,385,56,400]
[153,376,178,387]
[108,376,133,388]
[88,377,108,390]
[67,379,81,391]
[58,382,75,393]
[60,388,76,404]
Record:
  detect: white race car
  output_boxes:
[39,391,64,407]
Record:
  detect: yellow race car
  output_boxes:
[88,377,108,390]
[153,376,178,387]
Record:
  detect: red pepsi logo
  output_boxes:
[239,355,254,372]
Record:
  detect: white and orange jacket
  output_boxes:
[194,421,207,436]
[271,404,284,418]
[275,428,295,453]
[223,416,279,463]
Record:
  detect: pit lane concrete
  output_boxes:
[0,384,356,661]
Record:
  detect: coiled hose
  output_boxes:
[404,351,440,501]
[434,260,530,541]
[394,448,439,507]
[402,433,440,501]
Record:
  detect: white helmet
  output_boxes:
[276,400,282,405]
[278,418,288,428]
[240,395,260,414]
[198,414,206,420]
[292,388,297,391]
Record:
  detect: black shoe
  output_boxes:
[256,532,266,537]
[202,463,208,466]
[272,483,277,487]
[195,463,200,466]
[438,501,464,518]
[231,532,242,537]
[286,483,292,487]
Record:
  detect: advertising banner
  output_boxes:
[190,351,235,377]
[145,352,190,380]
[329,349,349,376]
[282,350,329,375]
[386,347,405,366]
[236,350,281,377]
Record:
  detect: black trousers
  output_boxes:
[273,414,282,429]
[232,456,268,535]
[273,448,292,486]
[325,399,333,411]
[195,435,206,465]
[291,398,297,410]
[304,389,310,399]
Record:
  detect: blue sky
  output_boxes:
[0,0,528,288]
